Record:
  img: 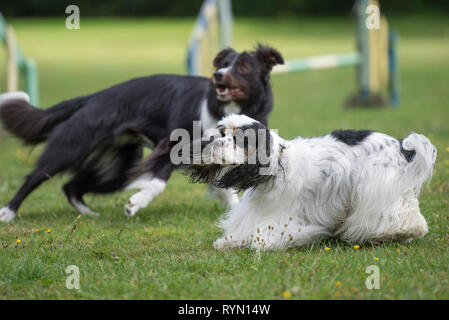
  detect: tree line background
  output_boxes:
[2,0,448,17]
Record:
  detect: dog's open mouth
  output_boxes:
[215,85,246,101]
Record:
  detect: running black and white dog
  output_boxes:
[184,114,436,250]
[0,45,284,222]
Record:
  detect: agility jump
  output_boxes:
[186,0,399,107]
[0,11,39,106]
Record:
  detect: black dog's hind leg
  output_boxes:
[0,167,57,222]
[63,170,100,216]
[0,145,88,222]
[63,143,143,216]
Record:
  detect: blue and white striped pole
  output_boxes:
[187,0,233,76]
[187,0,219,76]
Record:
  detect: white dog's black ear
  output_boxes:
[215,124,274,191]
[179,137,226,185]
[182,163,225,185]
[215,164,275,192]
[255,44,284,72]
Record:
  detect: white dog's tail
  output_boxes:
[402,132,436,193]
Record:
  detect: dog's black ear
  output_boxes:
[213,48,236,68]
[255,45,284,72]
[180,137,224,185]
[183,163,225,185]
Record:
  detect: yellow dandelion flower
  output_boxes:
[45,229,51,233]
[16,239,21,244]
[374,257,379,261]
[335,281,341,287]
[353,245,360,250]
[325,247,331,251]
[282,290,292,299]
[396,248,401,253]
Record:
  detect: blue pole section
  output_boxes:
[358,0,370,103]
[388,31,400,107]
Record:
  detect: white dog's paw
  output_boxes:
[0,206,16,223]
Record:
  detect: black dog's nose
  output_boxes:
[213,71,223,81]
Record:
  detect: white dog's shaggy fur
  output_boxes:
[184,114,436,250]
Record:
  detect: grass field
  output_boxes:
[0,15,448,299]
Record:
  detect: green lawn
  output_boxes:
[0,15,448,299]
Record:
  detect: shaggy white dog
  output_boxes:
[183,114,436,250]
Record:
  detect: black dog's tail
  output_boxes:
[0,91,87,145]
